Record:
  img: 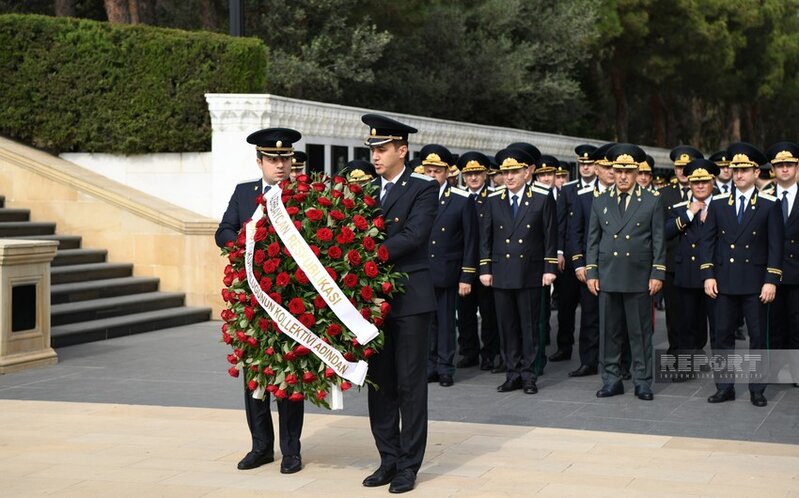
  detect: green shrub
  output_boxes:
[0,14,267,153]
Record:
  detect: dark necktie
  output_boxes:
[381,181,394,207]
[511,194,519,218]
[782,191,790,222]
[737,195,746,224]
[619,192,629,216]
[723,184,729,194]
[263,184,271,194]
[681,187,689,201]
[470,192,478,202]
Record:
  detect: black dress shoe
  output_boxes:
[280,455,302,474]
[363,465,397,487]
[439,375,454,387]
[497,378,522,392]
[523,381,538,394]
[568,365,597,377]
[426,372,439,383]
[491,363,507,374]
[621,371,632,381]
[794,383,799,388]
[480,359,493,371]
[388,468,416,494]
[750,392,767,407]
[596,381,624,398]
[707,388,735,403]
[237,450,274,470]
[548,349,571,362]
[634,385,654,401]
[456,357,478,368]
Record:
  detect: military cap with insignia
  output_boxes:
[759,164,775,179]
[669,145,703,166]
[291,151,307,170]
[419,144,454,168]
[766,141,799,165]
[362,113,418,146]
[607,143,645,169]
[727,142,767,168]
[709,150,730,166]
[507,142,541,167]
[535,154,559,175]
[555,161,569,176]
[495,147,535,171]
[575,144,597,163]
[457,151,490,173]
[590,142,616,166]
[341,159,377,184]
[653,176,666,187]
[638,154,654,173]
[487,155,499,176]
[408,157,424,174]
[448,165,460,178]
[246,127,301,157]
[683,158,720,182]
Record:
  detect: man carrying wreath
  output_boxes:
[361,114,438,494]
[215,128,305,474]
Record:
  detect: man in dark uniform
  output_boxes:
[215,127,305,474]
[660,146,703,358]
[341,159,376,184]
[289,150,306,182]
[532,155,559,370]
[701,142,783,407]
[551,144,597,363]
[637,155,655,190]
[664,159,720,379]
[457,151,499,371]
[360,114,437,494]
[586,144,666,401]
[757,164,776,194]
[478,147,558,395]
[765,142,799,386]
[421,144,478,387]
[710,151,735,195]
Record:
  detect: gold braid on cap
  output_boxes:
[500,157,528,170]
[613,153,639,167]
[687,168,714,182]
[674,153,691,166]
[347,169,373,183]
[461,160,486,172]
[422,152,449,167]
[731,153,757,167]
[774,150,799,163]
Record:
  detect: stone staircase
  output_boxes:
[0,195,212,347]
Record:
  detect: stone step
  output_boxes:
[0,221,55,237]
[51,276,160,304]
[50,262,133,285]
[13,234,82,249]
[51,307,212,348]
[0,208,30,222]
[52,248,107,267]
[51,292,187,326]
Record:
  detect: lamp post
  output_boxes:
[229,0,245,36]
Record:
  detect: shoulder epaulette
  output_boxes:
[565,179,579,186]
[239,178,261,186]
[411,172,434,181]
[759,192,776,202]
[578,186,594,195]
[532,186,550,196]
[488,189,506,198]
[450,187,470,198]
[713,193,731,201]
[651,190,660,196]
[671,201,689,209]
[533,181,551,190]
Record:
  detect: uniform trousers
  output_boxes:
[428,286,457,376]
[457,281,499,364]
[577,283,600,367]
[555,267,580,353]
[494,287,542,383]
[675,286,715,352]
[599,291,653,388]
[244,377,303,457]
[713,294,767,394]
[663,272,680,354]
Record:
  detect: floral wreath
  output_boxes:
[220,173,403,408]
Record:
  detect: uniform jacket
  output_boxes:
[585,184,666,293]
[659,183,691,272]
[781,191,799,285]
[215,179,263,248]
[477,184,558,289]
[428,185,478,288]
[567,184,600,269]
[665,199,709,289]
[699,191,784,294]
[373,168,439,316]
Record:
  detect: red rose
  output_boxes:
[324,367,336,378]
[250,365,259,372]
[288,298,306,314]
[303,371,317,383]
[360,308,371,319]
[237,293,247,304]
[353,215,369,231]
[381,301,391,317]
[317,228,334,241]
[262,259,278,274]
[289,392,305,402]
[265,347,275,356]
[326,267,338,280]
[276,272,291,287]
[295,268,309,284]
[326,324,343,337]
[223,274,234,286]
[267,242,281,257]
[316,390,327,401]
[293,220,302,230]
[309,182,323,192]
[247,336,258,347]
[269,292,283,305]
[299,314,316,328]
[348,183,363,194]
[364,261,379,278]
[340,381,352,392]
[244,306,255,321]
[373,216,385,230]
[313,295,327,309]
[363,195,377,207]
[341,227,355,243]
[364,348,375,358]
[344,352,355,361]
[328,246,343,259]
[360,286,373,301]
[297,183,310,193]
[373,316,384,327]
[294,345,311,356]
[256,318,267,332]
[284,351,297,361]
[305,208,324,222]
[236,331,246,342]
[274,388,287,399]
[234,348,245,359]
[381,281,393,294]
[285,373,298,385]
[318,197,332,207]
[333,175,346,184]
[342,198,355,210]
[249,294,258,307]
[226,354,237,364]
[343,273,358,288]
[266,384,278,393]
[352,338,359,346]
[247,380,258,391]
[377,245,389,262]
[263,366,275,376]
[293,193,308,203]
[254,249,266,265]
[254,226,267,242]
[259,277,273,292]
[228,367,239,377]
[297,174,310,183]
[347,249,362,266]
[363,236,376,251]
[309,245,321,257]
[330,210,346,221]
[222,332,232,344]
[268,226,276,234]
[286,206,300,216]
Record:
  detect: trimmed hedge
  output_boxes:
[0,14,267,153]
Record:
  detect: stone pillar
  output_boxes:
[0,239,58,374]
